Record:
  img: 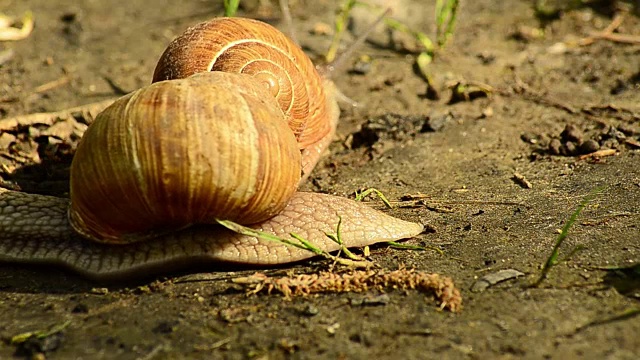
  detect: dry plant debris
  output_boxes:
[0,99,114,132]
[577,10,640,46]
[0,11,34,41]
[512,172,533,189]
[471,269,525,293]
[232,268,463,312]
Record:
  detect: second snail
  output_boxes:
[0,17,424,279]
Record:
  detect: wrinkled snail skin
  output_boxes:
[0,188,423,280]
[0,17,425,280]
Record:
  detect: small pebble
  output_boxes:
[362,294,390,306]
[0,48,15,66]
[311,22,331,36]
[471,269,525,293]
[547,42,568,54]
[601,138,619,149]
[476,51,496,65]
[300,304,319,316]
[480,107,494,119]
[351,59,372,75]
[349,331,375,347]
[71,303,89,314]
[562,141,577,156]
[520,132,538,144]
[153,320,179,334]
[618,123,638,136]
[560,124,583,143]
[326,322,340,335]
[0,132,16,149]
[602,125,626,140]
[610,79,628,95]
[548,138,562,155]
[624,138,640,148]
[422,113,451,132]
[579,139,600,154]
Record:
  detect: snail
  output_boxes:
[0,18,423,280]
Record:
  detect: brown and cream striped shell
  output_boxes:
[151,17,330,148]
[68,72,301,244]
[0,17,428,281]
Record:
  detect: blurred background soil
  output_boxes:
[0,0,639,359]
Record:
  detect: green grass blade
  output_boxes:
[290,233,324,255]
[216,219,311,252]
[387,241,445,255]
[532,186,605,287]
[224,0,240,17]
[326,0,358,63]
[435,0,459,47]
[354,188,392,208]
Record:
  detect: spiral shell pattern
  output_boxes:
[152,17,330,148]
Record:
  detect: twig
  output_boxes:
[386,241,445,256]
[582,104,640,122]
[396,194,524,207]
[577,149,617,160]
[278,0,298,45]
[0,99,115,132]
[136,344,165,360]
[578,11,640,46]
[101,75,130,95]
[501,75,640,124]
[0,150,33,164]
[590,32,640,45]
[571,308,640,334]
[325,7,391,75]
[194,337,232,352]
[32,76,71,94]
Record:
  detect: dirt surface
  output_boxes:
[1,0,639,359]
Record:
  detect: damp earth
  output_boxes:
[0,0,639,359]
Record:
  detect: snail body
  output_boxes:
[0,17,423,279]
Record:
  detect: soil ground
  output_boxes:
[0,0,639,359]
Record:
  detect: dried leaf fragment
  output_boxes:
[0,11,34,41]
[233,268,463,312]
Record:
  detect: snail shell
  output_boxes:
[152,17,330,148]
[69,72,301,244]
[0,17,427,280]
